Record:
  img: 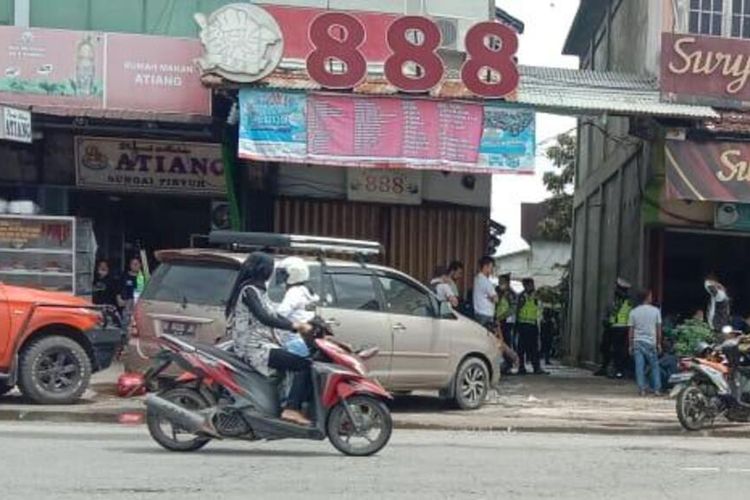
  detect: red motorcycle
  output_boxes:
[144,333,393,456]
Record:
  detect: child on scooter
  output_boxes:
[277,257,320,358]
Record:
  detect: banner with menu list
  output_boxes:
[238,88,535,174]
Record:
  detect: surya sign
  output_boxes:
[662,32,750,107]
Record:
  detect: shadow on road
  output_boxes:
[113,446,336,458]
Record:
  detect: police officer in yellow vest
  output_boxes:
[595,278,633,378]
[514,278,548,375]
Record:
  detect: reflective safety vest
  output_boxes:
[496,295,512,321]
[517,294,540,325]
[609,299,632,328]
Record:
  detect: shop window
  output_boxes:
[688,0,724,36]
[377,276,435,318]
[325,273,381,311]
[680,0,750,38]
[142,263,238,307]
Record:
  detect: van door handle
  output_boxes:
[325,318,340,327]
[392,323,407,332]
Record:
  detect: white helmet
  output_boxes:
[279,256,310,285]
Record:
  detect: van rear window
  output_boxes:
[141,263,238,307]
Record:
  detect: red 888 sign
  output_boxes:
[305,13,519,99]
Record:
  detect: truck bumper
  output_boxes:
[87,327,125,372]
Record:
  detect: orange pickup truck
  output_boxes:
[0,283,124,404]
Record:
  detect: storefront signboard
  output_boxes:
[347,169,422,205]
[197,5,520,99]
[0,27,210,115]
[74,137,225,195]
[661,32,750,109]
[238,88,535,174]
[666,140,750,202]
[0,105,31,143]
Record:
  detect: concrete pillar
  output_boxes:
[14,0,30,27]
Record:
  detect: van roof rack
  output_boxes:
[209,231,382,257]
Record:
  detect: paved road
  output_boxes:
[2,422,750,500]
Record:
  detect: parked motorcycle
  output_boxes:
[670,326,750,431]
[144,332,393,456]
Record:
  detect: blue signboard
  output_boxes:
[478,105,536,173]
[239,88,307,160]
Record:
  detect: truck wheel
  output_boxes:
[453,357,490,410]
[18,336,92,405]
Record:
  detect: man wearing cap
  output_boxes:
[515,277,548,375]
[595,278,633,378]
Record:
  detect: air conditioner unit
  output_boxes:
[434,17,459,50]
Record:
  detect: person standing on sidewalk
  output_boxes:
[496,274,517,374]
[595,278,633,378]
[628,288,662,396]
[472,256,497,329]
[515,278,548,375]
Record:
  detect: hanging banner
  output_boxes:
[0,26,210,115]
[238,88,535,174]
[75,137,225,195]
[238,90,307,160]
[478,105,535,172]
[666,140,750,202]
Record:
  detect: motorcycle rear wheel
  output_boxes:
[676,385,714,431]
[327,395,392,457]
[146,387,212,452]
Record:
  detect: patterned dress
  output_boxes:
[227,284,283,377]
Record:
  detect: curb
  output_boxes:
[1,407,748,439]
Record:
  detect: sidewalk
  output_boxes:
[1,362,749,437]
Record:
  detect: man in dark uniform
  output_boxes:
[496,273,517,375]
[515,278,548,375]
[595,278,633,378]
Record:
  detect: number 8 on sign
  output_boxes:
[461,22,519,98]
[307,12,368,89]
[384,16,444,93]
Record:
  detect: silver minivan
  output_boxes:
[124,248,501,409]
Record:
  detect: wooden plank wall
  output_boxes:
[274,197,489,298]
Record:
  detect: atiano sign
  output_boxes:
[661,32,750,108]
[75,137,225,195]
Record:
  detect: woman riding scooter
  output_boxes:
[225,252,314,426]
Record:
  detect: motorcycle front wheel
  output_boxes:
[327,395,392,457]
[676,385,715,431]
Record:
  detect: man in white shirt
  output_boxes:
[430,266,459,308]
[472,256,497,329]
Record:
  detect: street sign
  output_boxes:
[0,106,31,143]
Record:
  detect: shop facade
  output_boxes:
[192,2,536,292]
[0,24,225,281]
[563,0,750,365]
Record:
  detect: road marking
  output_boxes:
[679,467,720,472]
[727,468,750,473]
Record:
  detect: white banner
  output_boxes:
[347,169,422,205]
[0,106,32,143]
[75,137,226,195]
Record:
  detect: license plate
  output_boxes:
[162,321,196,336]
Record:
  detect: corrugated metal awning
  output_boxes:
[237,65,719,120]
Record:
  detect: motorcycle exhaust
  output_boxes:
[145,394,219,438]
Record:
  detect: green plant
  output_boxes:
[672,319,714,356]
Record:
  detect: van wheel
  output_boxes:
[18,336,92,405]
[453,357,489,410]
